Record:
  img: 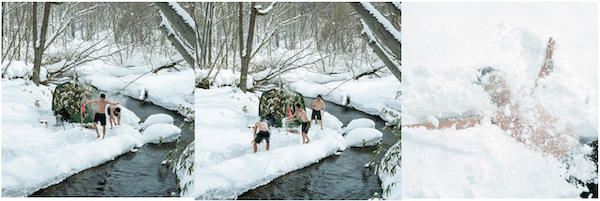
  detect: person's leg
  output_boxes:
[117,113,121,125]
[253,142,258,153]
[266,143,270,151]
[102,125,106,139]
[319,120,323,130]
[109,115,114,129]
[93,122,99,138]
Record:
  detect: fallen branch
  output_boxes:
[114,59,183,94]
[325,65,385,96]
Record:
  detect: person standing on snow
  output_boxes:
[85,94,119,139]
[287,103,311,144]
[252,118,271,153]
[311,95,326,130]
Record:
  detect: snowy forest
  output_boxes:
[1,2,401,199]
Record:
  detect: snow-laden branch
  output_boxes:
[360,19,401,82]
[160,11,196,68]
[392,2,401,11]
[256,2,276,15]
[359,2,401,44]
[44,3,98,52]
[250,14,303,60]
[167,2,196,32]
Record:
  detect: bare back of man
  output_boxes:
[253,121,270,153]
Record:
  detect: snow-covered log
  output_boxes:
[360,20,401,82]
[159,11,196,68]
[348,2,401,60]
[155,2,196,47]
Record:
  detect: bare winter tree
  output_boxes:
[348,2,401,82]
[32,2,52,86]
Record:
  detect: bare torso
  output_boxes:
[255,121,269,131]
[312,99,324,111]
[94,99,110,114]
[297,109,309,122]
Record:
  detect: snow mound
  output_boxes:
[139,113,174,130]
[143,123,181,144]
[346,127,383,147]
[343,118,376,133]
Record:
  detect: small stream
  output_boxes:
[238,98,399,199]
[30,93,193,197]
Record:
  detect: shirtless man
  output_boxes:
[311,95,326,130]
[108,104,122,129]
[287,103,311,144]
[404,37,570,158]
[252,118,271,153]
[85,94,119,139]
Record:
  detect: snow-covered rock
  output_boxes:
[139,113,174,130]
[343,118,376,134]
[142,123,181,144]
[345,127,383,147]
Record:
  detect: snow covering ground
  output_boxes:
[2,41,196,196]
[2,79,144,197]
[403,3,597,198]
[195,87,347,199]
[139,113,175,131]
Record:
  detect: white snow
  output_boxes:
[2,79,144,197]
[343,118,376,134]
[257,2,276,15]
[142,123,182,144]
[195,87,347,199]
[403,2,597,198]
[345,127,383,147]
[139,113,175,131]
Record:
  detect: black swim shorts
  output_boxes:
[94,113,107,126]
[311,110,322,120]
[254,130,270,143]
[301,122,309,134]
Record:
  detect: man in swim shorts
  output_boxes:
[108,104,122,129]
[85,94,119,139]
[253,118,271,153]
[287,103,311,144]
[311,95,326,130]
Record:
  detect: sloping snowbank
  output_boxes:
[403,125,584,198]
[2,79,144,197]
[195,87,347,199]
[82,61,194,119]
[139,113,175,130]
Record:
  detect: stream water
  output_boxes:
[237,98,399,199]
[30,93,193,197]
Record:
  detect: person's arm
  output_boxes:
[322,103,325,116]
[403,116,481,130]
[535,37,555,88]
[252,123,258,143]
[289,111,300,121]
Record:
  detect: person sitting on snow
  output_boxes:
[287,103,311,144]
[85,94,119,139]
[253,118,271,153]
[108,104,122,129]
[311,95,326,130]
[403,37,571,158]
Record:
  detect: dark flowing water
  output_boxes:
[30,93,193,197]
[238,98,399,199]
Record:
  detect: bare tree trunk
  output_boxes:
[32,2,51,86]
[239,2,258,93]
[238,2,245,89]
[361,32,401,82]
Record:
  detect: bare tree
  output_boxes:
[32,2,52,86]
